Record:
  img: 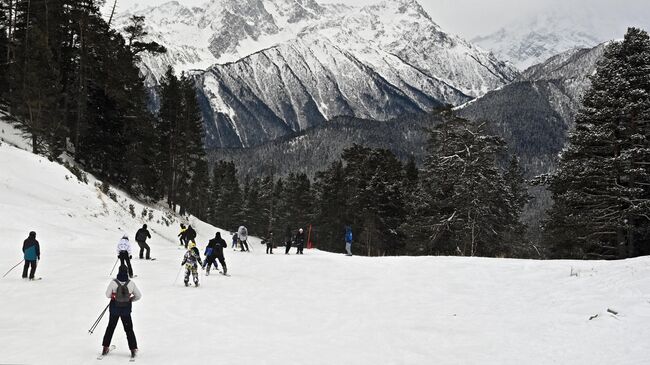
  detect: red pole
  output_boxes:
[307,224,313,249]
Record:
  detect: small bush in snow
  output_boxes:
[129,204,136,218]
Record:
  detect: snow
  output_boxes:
[2,142,650,364]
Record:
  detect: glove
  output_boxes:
[129,255,132,259]
[111,293,116,300]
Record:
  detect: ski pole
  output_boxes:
[108,257,119,277]
[88,303,110,334]
[173,265,183,285]
[2,260,24,278]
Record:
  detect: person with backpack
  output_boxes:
[264,231,274,254]
[295,228,305,255]
[178,223,188,247]
[102,265,142,359]
[284,226,292,255]
[117,234,134,278]
[237,226,249,252]
[345,225,353,256]
[185,225,197,248]
[181,242,203,287]
[22,231,40,280]
[135,224,152,260]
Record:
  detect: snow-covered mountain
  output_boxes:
[114,0,518,147]
[473,4,647,70]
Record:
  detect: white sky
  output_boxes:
[113,0,650,39]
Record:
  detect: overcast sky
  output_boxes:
[117,0,650,39]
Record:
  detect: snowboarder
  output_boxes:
[203,236,219,275]
[295,228,305,254]
[102,265,142,359]
[22,231,40,280]
[209,232,228,275]
[284,226,292,255]
[237,226,249,252]
[186,225,197,248]
[117,234,134,278]
[135,224,152,260]
[264,231,274,254]
[345,225,353,256]
[231,232,239,250]
[178,223,188,247]
[181,241,203,287]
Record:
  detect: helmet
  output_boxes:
[189,241,196,249]
[299,228,303,233]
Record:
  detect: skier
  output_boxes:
[178,223,188,247]
[117,234,134,278]
[22,231,40,280]
[102,265,142,359]
[237,225,249,252]
[135,224,152,260]
[209,232,228,275]
[181,241,203,287]
[231,232,239,250]
[284,226,292,255]
[264,231,274,254]
[295,228,305,254]
[203,236,219,275]
[186,225,197,248]
[345,225,353,256]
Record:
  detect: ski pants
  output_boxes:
[345,242,352,255]
[184,264,199,285]
[285,242,291,254]
[22,260,37,279]
[119,251,134,277]
[102,312,137,350]
[240,239,249,251]
[204,255,219,273]
[297,243,304,254]
[217,256,227,275]
[136,240,150,259]
[266,243,273,254]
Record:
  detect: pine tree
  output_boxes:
[313,160,347,252]
[543,28,650,259]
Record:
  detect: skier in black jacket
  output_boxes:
[265,231,274,254]
[284,226,292,255]
[135,224,152,260]
[295,228,305,254]
[185,225,197,248]
[211,232,228,275]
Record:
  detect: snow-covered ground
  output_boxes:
[1,136,650,364]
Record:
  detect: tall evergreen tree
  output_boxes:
[543,28,650,259]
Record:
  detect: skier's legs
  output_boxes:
[243,240,249,251]
[120,313,138,350]
[102,314,120,347]
[217,257,227,274]
[22,260,30,278]
[143,242,151,259]
[124,256,134,277]
[29,260,37,279]
[285,243,290,254]
[137,241,145,259]
[184,265,191,285]
[192,265,199,285]
[346,242,352,255]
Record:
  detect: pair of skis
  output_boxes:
[97,345,136,362]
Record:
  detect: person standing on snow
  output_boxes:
[264,231,274,254]
[203,236,219,275]
[231,232,239,250]
[185,225,197,248]
[178,223,188,247]
[181,242,203,287]
[284,226,292,255]
[22,231,40,280]
[102,265,142,359]
[135,224,152,260]
[294,228,305,255]
[211,232,228,275]
[117,234,134,278]
[345,226,353,256]
[237,226,249,252]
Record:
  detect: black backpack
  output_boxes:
[114,279,131,307]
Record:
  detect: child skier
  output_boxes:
[117,234,134,278]
[203,237,219,275]
[181,242,203,287]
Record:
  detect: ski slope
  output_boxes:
[1,133,650,364]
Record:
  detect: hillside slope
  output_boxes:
[1,131,650,364]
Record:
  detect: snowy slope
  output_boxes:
[2,131,650,364]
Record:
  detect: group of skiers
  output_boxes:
[13,222,353,360]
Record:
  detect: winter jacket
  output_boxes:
[186,226,197,241]
[117,238,132,255]
[135,228,151,243]
[232,233,238,245]
[345,228,353,243]
[294,231,305,246]
[178,227,187,239]
[182,247,203,267]
[210,236,228,258]
[237,226,248,241]
[23,236,40,261]
[106,279,142,315]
